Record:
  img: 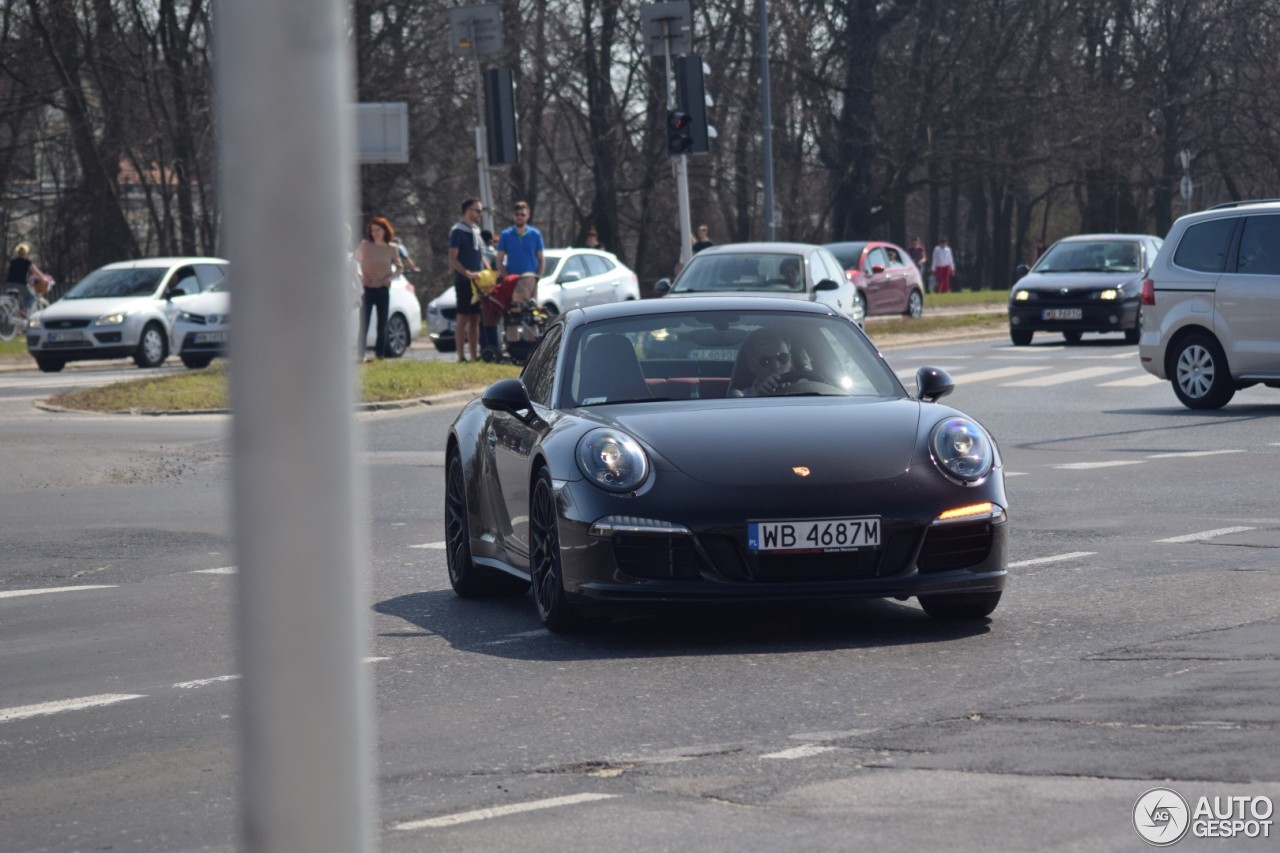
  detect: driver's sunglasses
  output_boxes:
[757,351,791,368]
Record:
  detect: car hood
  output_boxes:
[595,398,921,485]
[38,296,158,320]
[666,290,813,302]
[1014,270,1139,292]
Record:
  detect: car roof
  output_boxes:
[692,241,830,255]
[1051,234,1159,242]
[570,295,838,324]
[99,257,228,269]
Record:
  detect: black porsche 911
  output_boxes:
[445,296,1008,632]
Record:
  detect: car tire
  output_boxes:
[529,466,587,633]
[904,289,924,319]
[134,322,168,368]
[1124,310,1141,345]
[432,338,456,354]
[855,291,867,318]
[541,302,560,318]
[35,355,65,373]
[445,450,528,598]
[918,591,1002,620]
[384,314,409,358]
[1063,331,1083,344]
[1169,332,1235,410]
[1010,328,1033,346]
[181,354,214,369]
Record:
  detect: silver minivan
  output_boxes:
[1138,200,1280,409]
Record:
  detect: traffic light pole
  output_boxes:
[662,22,693,268]
[469,21,496,234]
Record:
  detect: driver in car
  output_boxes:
[731,329,795,397]
[780,257,803,290]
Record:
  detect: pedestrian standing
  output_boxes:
[391,235,420,273]
[355,216,400,361]
[692,224,714,253]
[909,236,926,269]
[496,201,545,281]
[585,228,604,251]
[6,242,51,315]
[449,198,487,362]
[932,237,955,294]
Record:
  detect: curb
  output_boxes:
[31,388,480,417]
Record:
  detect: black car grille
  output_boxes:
[612,535,705,580]
[43,319,91,329]
[917,520,994,572]
[441,307,457,321]
[682,530,917,583]
[95,332,122,343]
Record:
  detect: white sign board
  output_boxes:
[356,102,409,164]
[641,1,692,58]
[449,4,504,58]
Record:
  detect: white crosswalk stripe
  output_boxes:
[1001,366,1131,387]
[1098,373,1163,387]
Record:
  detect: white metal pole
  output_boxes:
[215,1,376,851]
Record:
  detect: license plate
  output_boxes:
[1042,308,1082,320]
[748,517,881,553]
[688,348,736,361]
[194,331,229,344]
[46,331,84,343]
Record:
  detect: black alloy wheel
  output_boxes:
[918,591,1002,620]
[1170,332,1235,410]
[529,467,585,632]
[445,451,528,598]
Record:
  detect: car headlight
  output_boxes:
[27,316,41,329]
[1013,290,1030,301]
[576,428,649,492]
[929,417,994,485]
[1098,288,1119,300]
[94,313,125,326]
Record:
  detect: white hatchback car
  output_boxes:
[172,278,230,369]
[356,274,422,358]
[27,257,228,373]
[425,248,640,352]
[1138,200,1280,409]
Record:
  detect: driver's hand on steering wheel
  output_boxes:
[753,372,790,395]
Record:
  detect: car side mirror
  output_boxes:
[915,366,955,402]
[1015,264,1030,277]
[814,279,840,292]
[482,378,537,422]
[654,278,671,295]
[558,270,582,284]
[871,264,885,274]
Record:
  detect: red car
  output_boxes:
[824,241,926,318]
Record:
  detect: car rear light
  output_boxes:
[1140,279,1154,305]
[405,282,415,294]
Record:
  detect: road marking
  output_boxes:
[175,675,240,689]
[394,793,619,831]
[1067,351,1142,360]
[1003,471,1028,477]
[1054,461,1143,470]
[1001,366,1130,387]
[0,693,144,723]
[1146,449,1245,459]
[762,744,837,760]
[1008,551,1096,568]
[952,365,1051,384]
[409,542,446,550]
[0,585,116,600]
[1098,374,1163,387]
[1155,527,1254,544]
[192,566,237,574]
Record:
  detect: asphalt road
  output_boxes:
[1,330,1277,852]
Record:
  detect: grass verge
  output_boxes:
[46,359,520,414]
[867,311,1005,338]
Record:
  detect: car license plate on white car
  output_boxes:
[194,331,228,344]
[747,517,880,553]
[1042,308,1082,320]
[45,331,84,343]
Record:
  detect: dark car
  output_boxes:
[1008,233,1163,346]
[444,296,1008,632]
[824,240,926,318]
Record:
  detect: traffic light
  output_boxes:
[484,68,519,166]
[667,110,692,155]
[675,55,709,154]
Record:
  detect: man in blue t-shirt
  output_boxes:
[495,201,545,281]
[449,197,487,362]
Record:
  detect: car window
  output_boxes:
[1173,219,1237,273]
[825,243,866,270]
[168,267,202,297]
[1236,216,1280,275]
[522,323,562,406]
[816,248,845,284]
[884,247,905,268]
[865,247,888,272]
[671,253,805,293]
[63,267,166,299]
[196,264,228,287]
[559,256,589,281]
[582,254,614,276]
[541,252,563,277]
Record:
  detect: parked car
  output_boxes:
[1138,200,1280,409]
[824,240,926,318]
[1008,233,1163,346]
[444,296,1007,632]
[655,242,864,324]
[171,278,230,369]
[26,257,228,373]
[356,274,421,358]
[426,247,640,352]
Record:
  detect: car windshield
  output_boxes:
[1034,240,1143,273]
[64,268,165,299]
[825,243,868,269]
[542,252,563,276]
[562,308,903,406]
[671,253,806,294]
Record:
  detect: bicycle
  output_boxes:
[0,284,51,342]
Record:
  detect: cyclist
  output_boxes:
[6,242,50,316]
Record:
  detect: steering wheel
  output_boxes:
[777,368,832,386]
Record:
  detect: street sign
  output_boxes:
[449,4,503,58]
[640,1,691,58]
[355,102,409,164]
[1180,175,1193,201]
